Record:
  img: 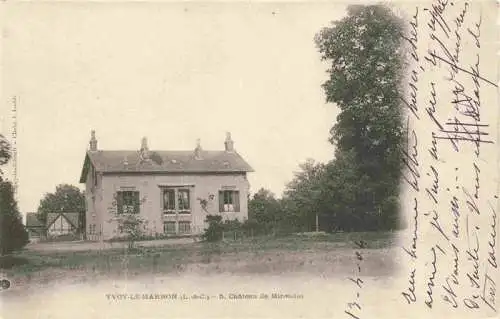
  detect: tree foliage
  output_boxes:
[248,188,283,231]
[283,160,326,232]
[37,184,85,223]
[0,137,28,255]
[202,215,225,242]
[0,181,29,255]
[0,134,11,179]
[312,4,405,231]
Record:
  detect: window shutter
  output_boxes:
[134,191,140,214]
[219,191,224,212]
[234,191,240,212]
[116,192,123,214]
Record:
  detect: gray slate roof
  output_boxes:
[26,212,44,228]
[80,150,253,183]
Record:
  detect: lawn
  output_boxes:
[1,231,399,290]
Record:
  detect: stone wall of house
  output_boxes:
[95,173,250,240]
[85,164,103,241]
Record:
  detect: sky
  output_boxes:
[0,2,347,214]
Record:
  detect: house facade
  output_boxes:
[79,131,253,240]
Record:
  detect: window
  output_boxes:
[178,189,190,213]
[89,224,96,235]
[178,221,191,234]
[219,190,240,212]
[117,191,140,214]
[164,222,176,234]
[163,189,175,212]
[162,188,191,214]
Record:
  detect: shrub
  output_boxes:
[114,214,147,249]
[202,215,224,242]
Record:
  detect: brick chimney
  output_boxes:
[140,137,150,160]
[224,132,234,152]
[89,130,98,152]
[194,138,202,160]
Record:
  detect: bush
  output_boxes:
[202,215,224,242]
[114,214,147,249]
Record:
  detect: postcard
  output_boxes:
[0,1,498,318]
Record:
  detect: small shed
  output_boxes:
[25,212,46,242]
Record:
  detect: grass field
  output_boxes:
[1,231,400,290]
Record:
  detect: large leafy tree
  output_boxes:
[314,5,405,230]
[248,188,284,232]
[0,137,28,255]
[37,184,85,223]
[319,151,361,231]
[283,159,326,232]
